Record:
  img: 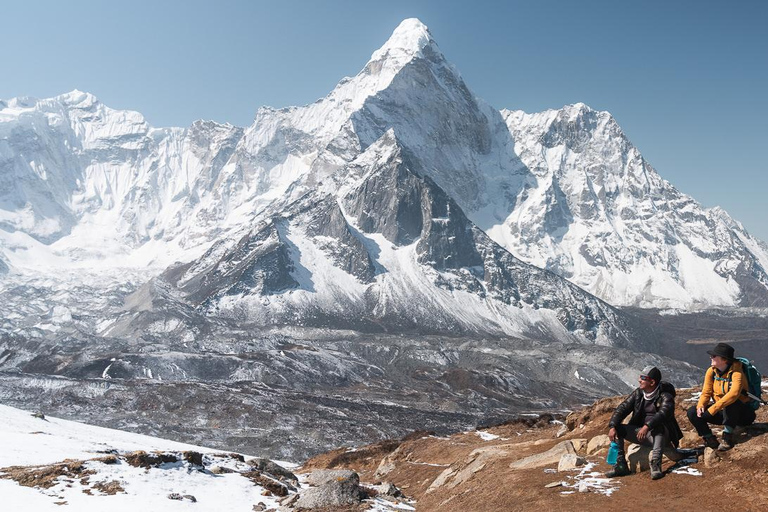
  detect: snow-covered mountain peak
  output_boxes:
[56,89,100,109]
[369,18,438,64]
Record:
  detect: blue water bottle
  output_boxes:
[606,441,619,465]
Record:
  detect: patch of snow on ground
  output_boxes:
[560,462,620,496]
[474,430,500,441]
[672,465,703,477]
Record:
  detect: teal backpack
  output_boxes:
[736,357,765,410]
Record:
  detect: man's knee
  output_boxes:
[686,405,698,422]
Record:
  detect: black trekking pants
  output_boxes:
[686,401,756,437]
[614,424,669,463]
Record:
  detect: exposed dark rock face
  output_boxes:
[303,197,377,283]
[343,148,426,246]
[539,105,600,153]
[731,252,768,307]
[340,137,627,343]
[166,220,299,307]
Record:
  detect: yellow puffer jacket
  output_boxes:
[697,360,750,416]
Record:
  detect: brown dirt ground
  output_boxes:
[301,384,768,512]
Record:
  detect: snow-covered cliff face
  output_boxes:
[152,132,628,344]
[1,18,766,313]
[499,106,768,308]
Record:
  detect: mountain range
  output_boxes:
[0,18,766,457]
[2,18,767,316]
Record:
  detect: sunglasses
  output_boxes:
[639,375,652,381]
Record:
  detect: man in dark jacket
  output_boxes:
[605,366,685,480]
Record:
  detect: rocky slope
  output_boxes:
[301,380,768,511]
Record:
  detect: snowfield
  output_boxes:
[0,404,290,510]
[0,404,414,511]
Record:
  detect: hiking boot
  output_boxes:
[718,433,734,451]
[702,435,719,450]
[650,459,664,480]
[605,459,630,478]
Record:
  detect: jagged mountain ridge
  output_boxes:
[150,132,628,343]
[0,17,766,313]
[500,105,768,308]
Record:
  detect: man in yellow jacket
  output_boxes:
[687,342,756,451]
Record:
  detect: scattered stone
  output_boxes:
[545,481,563,488]
[509,440,577,470]
[578,481,589,493]
[555,425,568,438]
[248,458,297,482]
[570,438,588,454]
[225,453,246,462]
[373,482,403,497]
[557,454,586,472]
[253,504,266,512]
[183,451,204,466]
[210,465,236,474]
[92,480,125,495]
[165,493,196,502]
[586,434,611,455]
[704,447,721,468]
[243,470,289,497]
[32,412,46,420]
[125,451,178,468]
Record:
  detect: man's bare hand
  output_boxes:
[697,407,705,417]
[637,425,650,441]
[608,427,617,442]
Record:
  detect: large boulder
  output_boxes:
[292,470,364,509]
[586,434,611,455]
[627,444,651,472]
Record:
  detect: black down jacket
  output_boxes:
[608,381,683,446]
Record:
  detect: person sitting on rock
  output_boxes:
[605,365,684,480]
[686,342,756,451]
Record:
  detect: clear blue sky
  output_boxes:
[3,0,767,242]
